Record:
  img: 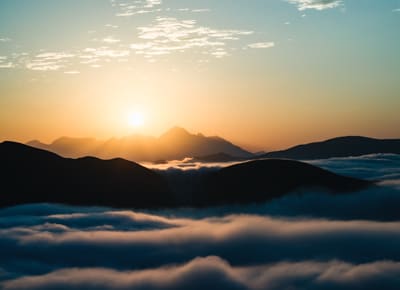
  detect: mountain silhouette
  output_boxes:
[199,159,372,206]
[259,136,400,160]
[27,127,253,162]
[0,141,173,208]
[1,141,372,209]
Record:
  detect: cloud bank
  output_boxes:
[1,204,400,285]
[0,154,399,289]
[4,257,400,290]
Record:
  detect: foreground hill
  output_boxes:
[27,127,253,162]
[0,142,372,208]
[0,141,173,208]
[260,136,400,160]
[199,159,371,206]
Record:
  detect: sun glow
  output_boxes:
[128,112,145,127]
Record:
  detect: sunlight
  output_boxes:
[128,112,145,127]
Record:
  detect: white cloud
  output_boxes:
[105,24,119,28]
[0,62,14,68]
[0,56,13,68]
[35,52,75,60]
[130,17,253,59]
[89,47,130,58]
[23,52,75,71]
[192,9,211,13]
[112,0,163,17]
[287,0,343,11]
[248,42,275,49]
[26,62,64,71]
[0,0,276,71]
[102,37,121,44]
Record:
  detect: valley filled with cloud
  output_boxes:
[1,154,399,289]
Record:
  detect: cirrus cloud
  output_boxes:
[287,0,343,11]
[248,42,275,49]
[130,17,254,59]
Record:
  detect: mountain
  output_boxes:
[259,136,400,160]
[199,159,372,206]
[27,127,253,162]
[0,141,173,208]
[1,141,372,209]
[27,137,104,158]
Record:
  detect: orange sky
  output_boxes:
[1,0,399,151]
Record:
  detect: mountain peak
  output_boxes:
[159,126,191,139]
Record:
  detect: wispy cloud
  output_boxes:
[105,24,119,29]
[0,0,272,72]
[24,52,75,71]
[192,9,211,13]
[111,0,162,17]
[0,56,14,68]
[287,0,343,11]
[83,47,130,58]
[130,17,253,59]
[102,36,121,44]
[248,42,275,49]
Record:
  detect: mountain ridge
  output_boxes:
[27,127,253,162]
[0,141,372,209]
[260,136,400,160]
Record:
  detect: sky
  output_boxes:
[0,0,399,151]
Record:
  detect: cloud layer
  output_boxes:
[1,204,400,287]
[4,257,400,290]
[1,154,399,289]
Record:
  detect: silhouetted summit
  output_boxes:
[159,126,192,140]
[0,141,173,208]
[27,127,253,162]
[260,136,400,160]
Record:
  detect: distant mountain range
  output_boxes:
[27,127,253,162]
[260,136,400,160]
[27,132,400,163]
[0,141,371,209]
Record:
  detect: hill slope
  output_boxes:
[0,141,173,208]
[260,136,400,160]
[198,159,372,206]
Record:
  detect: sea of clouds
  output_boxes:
[1,154,400,289]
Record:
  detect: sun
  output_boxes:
[128,112,145,127]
